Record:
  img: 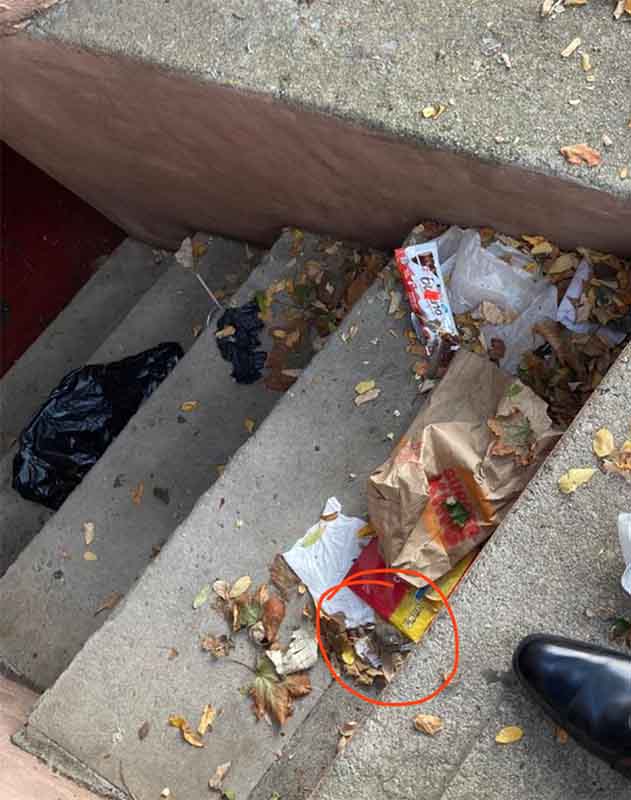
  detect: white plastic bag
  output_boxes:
[283,498,374,628]
[618,513,631,596]
[446,230,558,373]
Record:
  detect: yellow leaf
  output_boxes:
[580,52,592,72]
[83,521,95,545]
[244,417,256,434]
[357,523,376,539]
[272,329,287,339]
[622,440,631,453]
[131,481,144,505]
[83,551,97,561]
[495,725,524,744]
[192,242,207,258]
[593,428,615,458]
[413,714,444,736]
[229,575,252,598]
[421,104,447,120]
[530,240,554,256]
[341,647,356,666]
[558,468,596,494]
[180,401,199,412]
[355,380,376,395]
[197,704,217,736]
[285,329,301,349]
[546,253,578,275]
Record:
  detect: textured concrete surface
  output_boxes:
[312,346,631,799]
[0,235,258,577]
[30,0,631,197]
[21,264,425,800]
[2,5,630,254]
[1,674,100,800]
[0,238,166,456]
[0,229,373,690]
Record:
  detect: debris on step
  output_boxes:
[12,343,183,509]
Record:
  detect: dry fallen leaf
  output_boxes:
[167,647,179,660]
[201,634,233,658]
[495,725,524,745]
[269,553,300,599]
[286,329,301,348]
[555,726,569,744]
[250,657,311,726]
[213,580,231,601]
[138,721,150,740]
[208,762,231,792]
[355,380,376,395]
[593,428,615,458]
[262,594,286,643]
[336,720,359,754]
[131,481,144,505]
[197,704,217,736]
[244,417,256,434]
[413,714,444,736]
[83,551,98,561]
[488,410,536,466]
[561,37,581,58]
[560,144,602,167]
[580,52,592,72]
[229,575,252,598]
[180,400,199,412]
[94,591,123,616]
[354,388,381,406]
[193,584,211,610]
[421,103,448,119]
[558,467,596,494]
[620,166,630,181]
[83,521,95,545]
[168,715,205,748]
[547,252,579,275]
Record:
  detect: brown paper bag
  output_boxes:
[368,351,561,586]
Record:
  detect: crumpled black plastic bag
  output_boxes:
[216,301,267,384]
[12,342,183,510]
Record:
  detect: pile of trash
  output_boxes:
[199,221,631,713]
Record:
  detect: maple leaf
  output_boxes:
[250,657,311,726]
[488,410,535,465]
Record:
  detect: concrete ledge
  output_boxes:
[1,2,630,252]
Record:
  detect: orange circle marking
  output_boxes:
[315,567,459,707]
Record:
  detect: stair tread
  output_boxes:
[19,259,423,800]
[0,239,167,457]
[0,235,258,576]
[0,230,365,690]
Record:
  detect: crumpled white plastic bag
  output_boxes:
[618,513,631,595]
[283,498,374,628]
[445,229,558,373]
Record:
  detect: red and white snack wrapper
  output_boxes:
[395,241,459,369]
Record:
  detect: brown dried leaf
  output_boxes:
[413,714,444,736]
[229,575,252,598]
[168,715,205,748]
[208,761,231,791]
[180,401,199,412]
[250,657,293,726]
[138,721,150,740]
[488,410,536,466]
[94,591,123,616]
[262,595,286,643]
[354,388,381,406]
[131,481,144,505]
[244,417,256,434]
[201,634,233,658]
[213,580,231,601]
[560,144,602,167]
[269,554,300,599]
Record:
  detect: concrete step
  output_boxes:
[309,362,631,798]
[3,3,630,253]
[14,253,424,800]
[0,235,260,577]
[0,228,375,691]
[0,239,167,457]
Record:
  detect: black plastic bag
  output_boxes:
[216,301,267,384]
[13,342,183,509]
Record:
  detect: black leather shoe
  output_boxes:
[513,634,631,778]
